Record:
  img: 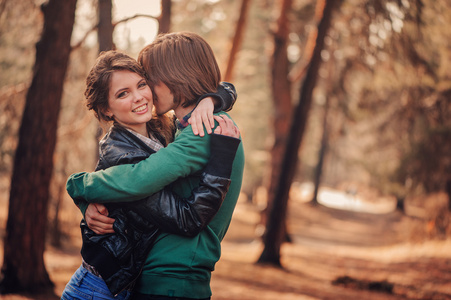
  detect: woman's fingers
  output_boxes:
[188,97,215,136]
[214,115,240,138]
[188,113,204,136]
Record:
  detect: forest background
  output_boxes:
[0,0,451,299]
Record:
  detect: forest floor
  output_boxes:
[1,185,451,300]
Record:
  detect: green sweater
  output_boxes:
[67,112,245,298]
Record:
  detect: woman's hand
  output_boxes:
[188,97,215,137]
[214,115,240,139]
[85,203,115,234]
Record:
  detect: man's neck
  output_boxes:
[173,105,196,120]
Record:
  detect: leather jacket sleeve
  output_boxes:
[77,130,241,236]
[122,134,240,237]
[197,82,237,112]
[123,174,228,237]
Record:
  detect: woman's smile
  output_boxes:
[106,70,153,136]
[132,103,149,113]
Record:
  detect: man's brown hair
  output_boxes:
[138,32,221,108]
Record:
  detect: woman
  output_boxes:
[61,50,240,300]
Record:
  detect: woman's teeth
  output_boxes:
[133,104,147,112]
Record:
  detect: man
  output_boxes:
[67,32,245,300]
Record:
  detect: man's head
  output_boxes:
[138,32,221,115]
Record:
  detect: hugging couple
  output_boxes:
[61,31,245,300]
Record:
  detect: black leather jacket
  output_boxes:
[81,126,240,295]
[79,84,239,295]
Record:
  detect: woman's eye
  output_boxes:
[118,91,128,98]
[138,81,148,88]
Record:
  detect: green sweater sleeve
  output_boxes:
[67,125,211,203]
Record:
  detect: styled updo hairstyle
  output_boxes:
[84,50,174,145]
[85,50,145,122]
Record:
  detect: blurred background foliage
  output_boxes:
[0,0,450,240]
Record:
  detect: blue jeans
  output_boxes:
[132,295,210,300]
[61,265,131,300]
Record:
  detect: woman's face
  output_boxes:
[106,70,153,136]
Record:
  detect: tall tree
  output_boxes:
[258,0,339,266]
[311,95,330,205]
[261,0,292,242]
[158,0,172,34]
[223,0,251,82]
[98,0,114,52]
[94,0,114,159]
[0,0,77,294]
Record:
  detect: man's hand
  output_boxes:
[188,97,215,137]
[85,203,115,234]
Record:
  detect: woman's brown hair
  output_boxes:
[85,50,174,145]
[138,32,221,108]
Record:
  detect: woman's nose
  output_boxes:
[133,91,144,102]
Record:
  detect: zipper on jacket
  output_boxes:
[114,266,144,297]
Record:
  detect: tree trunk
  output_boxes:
[260,0,292,243]
[447,180,451,211]
[0,0,77,294]
[257,0,338,266]
[98,0,114,52]
[396,197,405,212]
[311,96,330,205]
[94,0,114,163]
[158,0,172,34]
[223,0,250,82]
[49,154,69,248]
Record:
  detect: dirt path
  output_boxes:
[1,193,451,299]
[212,197,451,300]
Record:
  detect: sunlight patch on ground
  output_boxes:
[301,239,451,263]
[318,188,396,214]
[291,182,397,214]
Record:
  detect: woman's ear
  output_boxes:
[102,108,113,120]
